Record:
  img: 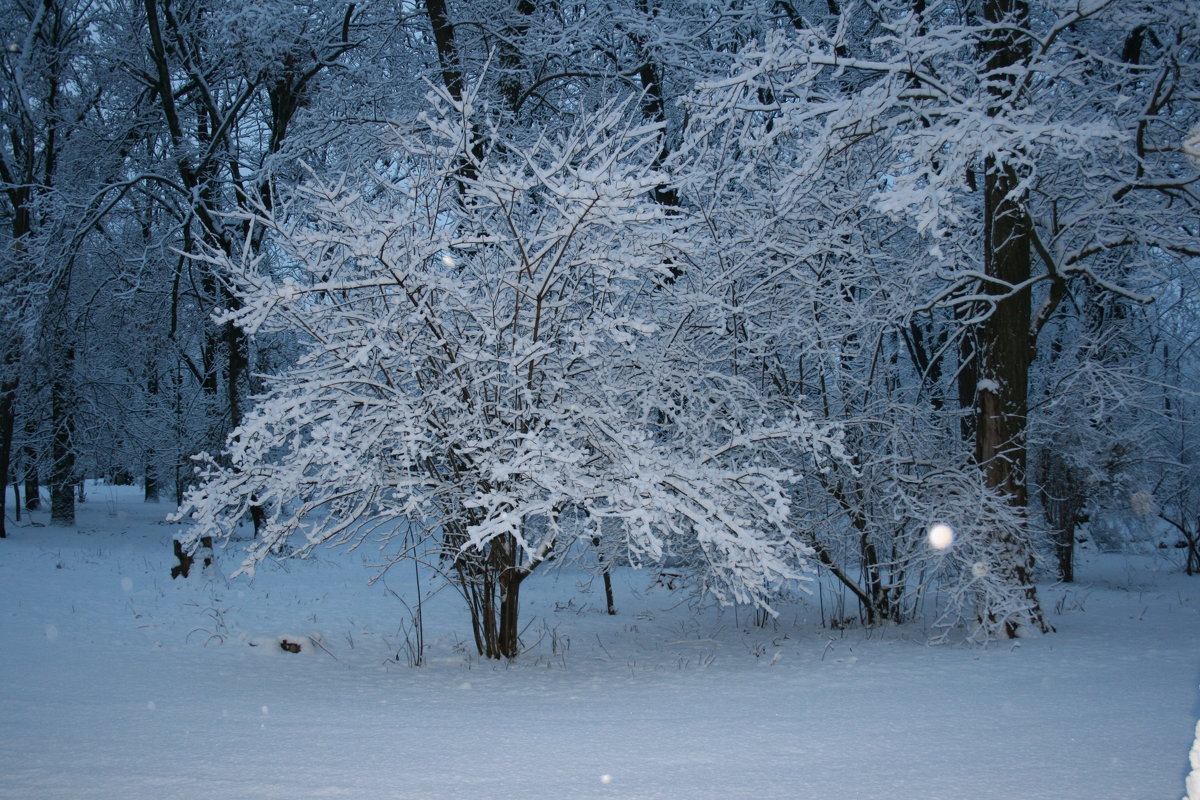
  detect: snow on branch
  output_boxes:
[173,86,842,609]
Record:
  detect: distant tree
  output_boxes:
[0,0,143,527]
[119,0,363,463]
[676,0,1199,635]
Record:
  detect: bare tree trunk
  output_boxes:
[423,0,465,101]
[592,536,617,615]
[1188,524,1199,577]
[1038,450,1083,583]
[456,530,539,659]
[602,570,616,616]
[143,357,161,503]
[144,449,160,502]
[490,532,528,658]
[496,0,535,113]
[497,568,523,659]
[0,375,13,538]
[630,0,678,210]
[971,0,1048,635]
[23,447,39,510]
[975,159,1031,508]
[49,341,76,526]
[225,314,247,433]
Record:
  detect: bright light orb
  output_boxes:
[600,775,613,785]
[927,522,956,550]
[440,253,456,268]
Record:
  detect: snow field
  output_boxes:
[2,484,1198,799]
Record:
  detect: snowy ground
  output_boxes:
[2,483,1197,799]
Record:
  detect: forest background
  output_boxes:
[1,0,1199,657]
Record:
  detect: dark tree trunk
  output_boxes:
[422,0,488,194]
[423,0,465,101]
[957,322,978,444]
[21,398,39,510]
[861,534,892,622]
[456,530,539,659]
[224,312,248,433]
[976,155,1032,506]
[0,375,15,538]
[631,0,680,212]
[1187,525,1199,577]
[144,367,160,502]
[144,453,160,502]
[973,0,1048,634]
[497,569,523,659]
[489,532,528,659]
[24,467,39,511]
[1038,450,1083,583]
[977,0,1034,508]
[496,0,535,113]
[49,342,75,526]
[602,569,616,616]
[592,536,617,615]
[1053,524,1075,584]
[250,497,265,535]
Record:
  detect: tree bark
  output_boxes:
[49,341,75,526]
[496,0,536,113]
[976,157,1032,507]
[1038,450,1082,583]
[23,445,39,511]
[144,452,160,503]
[423,0,465,102]
[973,0,1048,634]
[457,530,538,659]
[630,0,680,211]
[0,375,14,538]
[592,535,617,614]
[497,568,523,659]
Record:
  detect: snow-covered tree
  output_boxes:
[674,0,1199,636]
[0,0,151,526]
[175,87,843,658]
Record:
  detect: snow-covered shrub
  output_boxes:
[174,86,844,658]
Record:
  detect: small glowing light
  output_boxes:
[600,775,613,785]
[971,562,988,578]
[927,522,956,550]
[440,253,456,268]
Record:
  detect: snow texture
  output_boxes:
[2,483,1199,799]
[1188,721,1200,800]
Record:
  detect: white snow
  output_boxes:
[1187,721,1200,800]
[2,483,1198,799]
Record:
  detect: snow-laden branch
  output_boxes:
[174,89,842,619]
